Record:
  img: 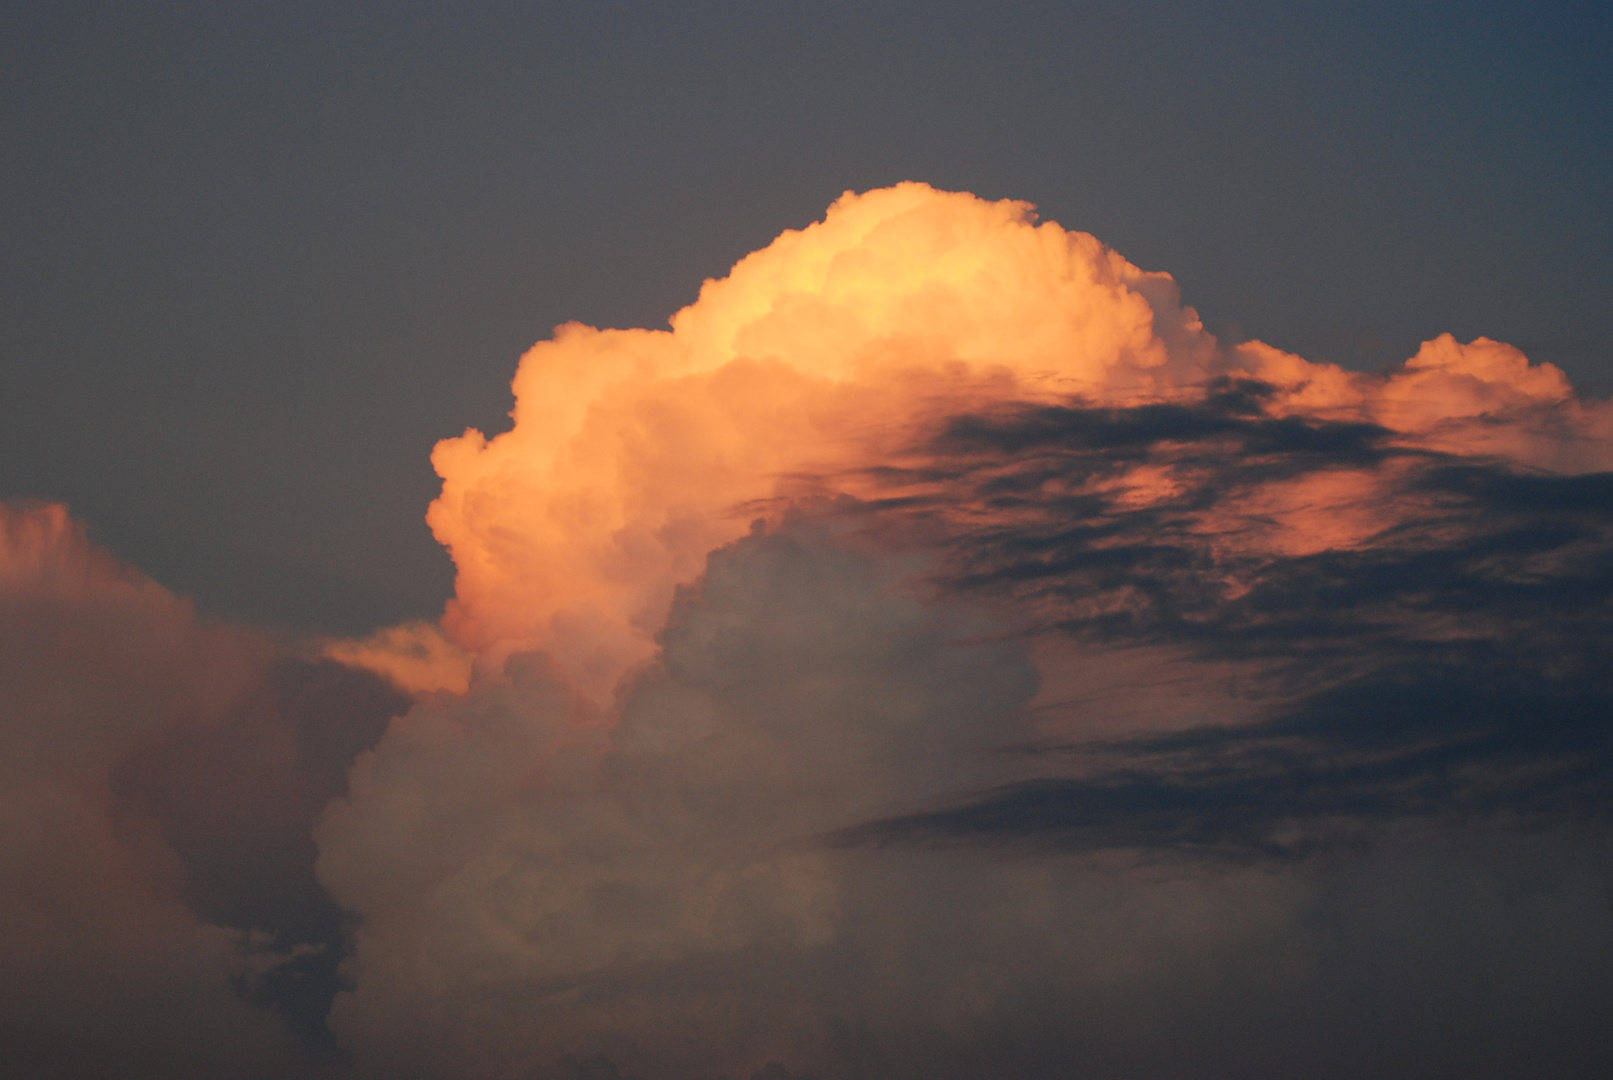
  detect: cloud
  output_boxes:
[824,389,1613,860]
[0,503,298,1076]
[6,185,1613,1077]
[111,656,411,1049]
[426,184,1613,707]
[425,183,1222,701]
[0,502,410,1073]
[316,515,1613,1077]
[321,621,474,696]
[315,527,1037,1078]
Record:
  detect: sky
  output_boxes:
[3,4,1613,1079]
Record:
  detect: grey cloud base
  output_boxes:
[317,500,1613,1079]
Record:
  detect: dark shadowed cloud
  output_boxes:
[831,390,1613,862]
[112,658,410,1051]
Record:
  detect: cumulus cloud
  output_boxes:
[315,527,1036,1078]
[313,518,1613,1078]
[426,183,1222,701]
[0,503,297,1076]
[6,185,1613,1078]
[0,503,409,1074]
[427,184,1613,705]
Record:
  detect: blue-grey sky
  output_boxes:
[3,0,1609,633]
